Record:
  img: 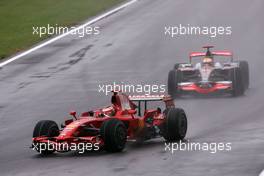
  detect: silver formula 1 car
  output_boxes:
[168,46,249,98]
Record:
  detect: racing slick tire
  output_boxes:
[238,61,249,89]
[231,67,245,97]
[33,120,60,155]
[168,70,180,98]
[174,63,181,70]
[162,108,187,141]
[100,119,127,152]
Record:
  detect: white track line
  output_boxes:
[260,170,264,176]
[0,0,138,68]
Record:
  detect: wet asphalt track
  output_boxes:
[0,0,264,175]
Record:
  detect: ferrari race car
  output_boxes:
[168,46,249,98]
[32,92,187,155]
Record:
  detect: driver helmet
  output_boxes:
[202,56,213,66]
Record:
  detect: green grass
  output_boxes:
[0,0,124,59]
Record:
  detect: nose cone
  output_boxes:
[200,66,213,82]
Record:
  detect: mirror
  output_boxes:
[69,111,77,119]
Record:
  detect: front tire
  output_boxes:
[238,61,249,89]
[100,119,127,152]
[162,108,187,141]
[231,67,245,97]
[33,120,59,155]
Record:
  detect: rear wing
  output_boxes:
[128,95,175,116]
[189,51,233,62]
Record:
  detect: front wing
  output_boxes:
[178,81,232,94]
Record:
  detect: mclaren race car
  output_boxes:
[31,92,187,155]
[168,46,249,98]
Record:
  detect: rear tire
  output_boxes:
[231,67,245,97]
[100,119,127,152]
[33,120,59,155]
[168,70,180,98]
[162,108,187,141]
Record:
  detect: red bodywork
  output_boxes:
[32,93,174,152]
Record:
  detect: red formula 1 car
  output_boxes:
[32,92,187,155]
[168,46,249,98]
